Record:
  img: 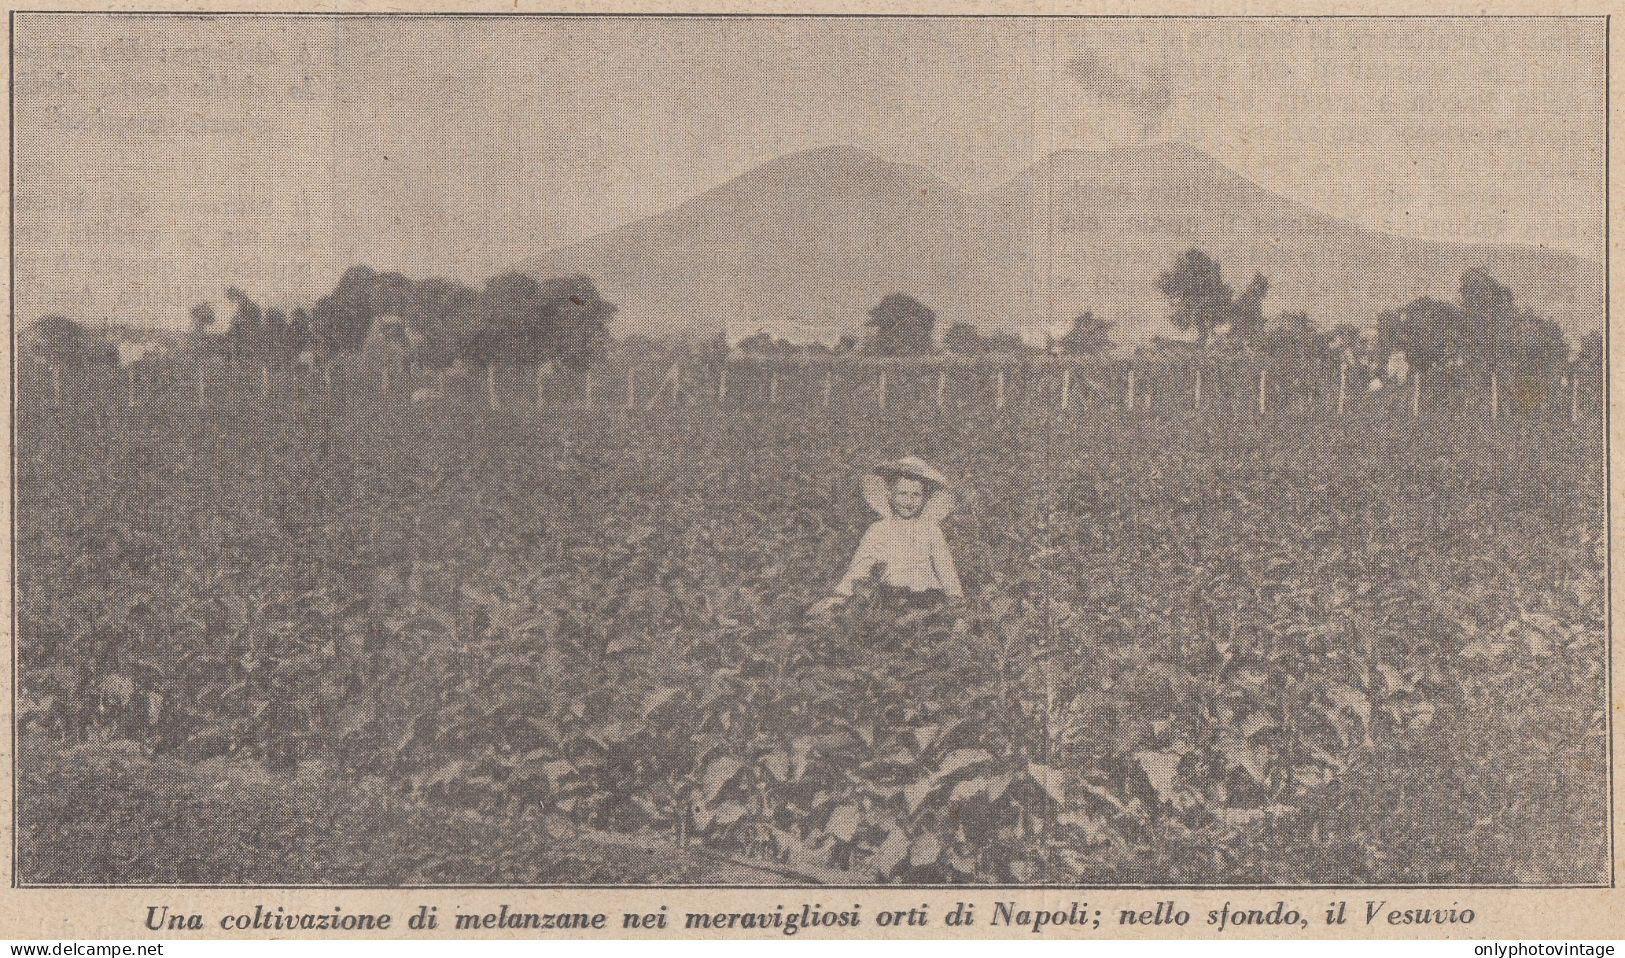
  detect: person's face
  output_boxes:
[889,477,926,519]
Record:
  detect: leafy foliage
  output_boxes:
[27,315,117,368]
[16,405,1607,884]
[1055,312,1114,356]
[942,323,987,356]
[865,293,937,356]
[1157,250,1233,346]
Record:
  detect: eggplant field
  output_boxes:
[14,396,1608,885]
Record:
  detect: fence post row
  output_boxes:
[41,356,1594,427]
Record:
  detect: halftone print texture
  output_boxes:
[11,14,1608,888]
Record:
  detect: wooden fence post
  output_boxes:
[995,368,1006,411]
[769,371,780,405]
[936,368,946,410]
[1060,366,1072,410]
[1125,368,1135,411]
[486,364,498,411]
[126,365,136,410]
[1489,370,1499,420]
[1411,369,1422,420]
[1572,374,1580,424]
[626,366,636,410]
[1337,361,1348,416]
[1257,367,1267,415]
[878,368,889,411]
[197,362,207,408]
[718,365,728,403]
[1193,367,1202,412]
[821,369,831,409]
[51,364,62,407]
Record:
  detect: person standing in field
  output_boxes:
[811,456,963,615]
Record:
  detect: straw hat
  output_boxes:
[862,456,956,520]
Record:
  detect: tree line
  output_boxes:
[24,249,1603,399]
[28,266,617,377]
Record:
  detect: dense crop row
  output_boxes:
[16,402,1609,883]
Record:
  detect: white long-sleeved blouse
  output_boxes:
[834,516,963,597]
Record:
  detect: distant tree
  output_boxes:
[189,303,224,358]
[982,331,1031,354]
[405,277,478,371]
[1229,273,1271,343]
[1055,311,1114,355]
[1576,330,1604,376]
[1496,307,1570,379]
[1458,268,1518,366]
[1327,322,1363,353]
[367,271,417,319]
[451,272,613,370]
[536,274,615,372]
[864,293,936,356]
[833,334,858,355]
[262,307,291,364]
[1378,297,1463,374]
[31,315,113,368]
[737,330,798,354]
[478,271,548,366]
[1573,329,1604,400]
[1257,312,1328,381]
[286,307,313,358]
[312,265,382,354]
[223,287,264,364]
[1157,249,1233,346]
[190,303,217,336]
[737,331,771,353]
[943,322,987,355]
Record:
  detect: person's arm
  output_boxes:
[929,524,963,598]
[833,523,883,596]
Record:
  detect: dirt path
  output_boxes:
[17,740,791,885]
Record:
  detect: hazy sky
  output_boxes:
[14,15,1605,327]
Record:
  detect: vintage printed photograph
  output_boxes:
[10,13,1609,890]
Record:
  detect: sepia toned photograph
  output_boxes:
[10,12,1609,892]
